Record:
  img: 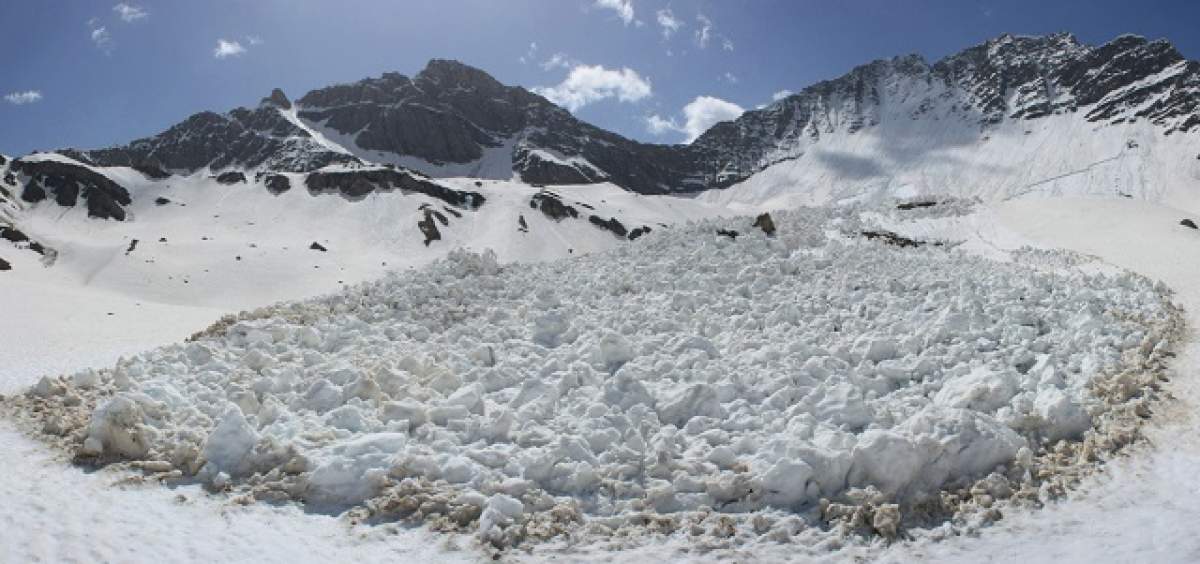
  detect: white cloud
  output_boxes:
[722,38,735,51]
[4,90,43,105]
[645,95,744,143]
[113,3,148,22]
[656,8,682,39]
[695,14,713,48]
[519,41,538,64]
[722,72,738,84]
[594,0,634,26]
[534,64,651,112]
[213,39,246,59]
[772,89,794,101]
[88,18,113,54]
[541,53,572,71]
[645,114,678,135]
[246,35,264,46]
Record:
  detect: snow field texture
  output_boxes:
[9,205,1178,550]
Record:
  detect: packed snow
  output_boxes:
[3,203,1180,558]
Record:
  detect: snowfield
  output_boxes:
[3,203,1181,558]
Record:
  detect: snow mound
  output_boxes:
[13,205,1177,551]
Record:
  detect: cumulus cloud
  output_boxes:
[772,89,794,101]
[213,39,246,59]
[4,90,43,105]
[594,0,634,26]
[722,72,739,84]
[113,3,148,22]
[656,8,682,39]
[645,95,744,143]
[534,64,652,112]
[722,38,735,51]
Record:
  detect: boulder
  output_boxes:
[753,212,776,236]
[215,171,247,185]
[1182,218,1198,230]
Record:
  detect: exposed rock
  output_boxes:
[11,158,131,220]
[717,229,739,239]
[132,162,171,179]
[530,192,578,221]
[21,179,46,203]
[154,197,171,206]
[861,230,935,248]
[518,215,528,232]
[263,174,291,195]
[261,88,292,110]
[309,242,327,252]
[2,225,47,256]
[305,168,484,209]
[125,239,139,255]
[417,209,442,246]
[215,171,247,185]
[588,215,627,238]
[0,256,10,270]
[897,201,938,210]
[753,213,777,236]
[1182,218,1199,229]
[627,226,652,240]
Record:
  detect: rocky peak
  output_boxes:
[261,88,292,110]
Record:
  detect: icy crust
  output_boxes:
[3,206,1178,553]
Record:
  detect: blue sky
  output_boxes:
[1,0,1198,156]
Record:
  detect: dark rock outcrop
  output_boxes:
[11,158,131,220]
[263,174,291,195]
[588,215,627,238]
[861,230,934,248]
[309,242,327,252]
[215,171,247,184]
[304,168,484,208]
[753,213,776,236]
[1182,218,1198,229]
[417,209,442,246]
[530,192,578,221]
[0,257,10,271]
[154,197,171,205]
[897,201,938,210]
[261,88,292,110]
[716,229,739,239]
[21,179,45,203]
[627,226,652,240]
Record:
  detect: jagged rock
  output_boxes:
[263,174,291,195]
[309,242,327,252]
[1182,219,1198,229]
[261,88,292,110]
[717,229,739,239]
[125,239,138,255]
[518,215,528,232]
[0,257,10,270]
[154,197,171,205]
[3,172,15,186]
[305,168,484,208]
[897,201,938,210]
[753,213,776,236]
[215,171,247,185]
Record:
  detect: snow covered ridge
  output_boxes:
[1,205,1182,555]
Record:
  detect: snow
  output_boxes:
[4,203,1178,558]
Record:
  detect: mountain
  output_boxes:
[2,32,1199,271]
